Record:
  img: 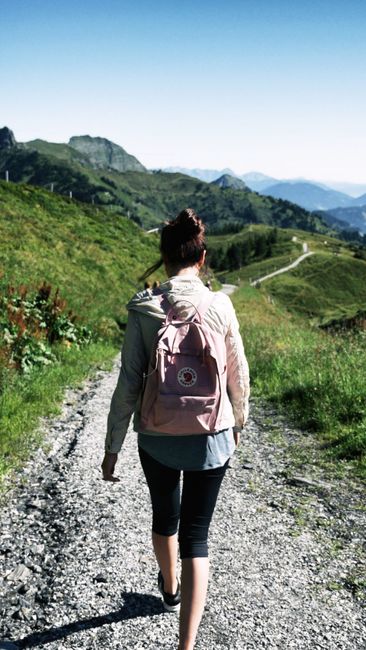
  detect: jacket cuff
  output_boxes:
[105,441,122,454]
[105,427,128,454]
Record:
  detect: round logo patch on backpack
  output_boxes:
[177,367,197,388]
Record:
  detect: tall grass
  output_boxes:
[0,182,161,484]
[234,285,366,477]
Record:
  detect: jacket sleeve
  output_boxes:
[225,299,250,430]
[105,311,148,453]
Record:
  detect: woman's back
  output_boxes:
[102,208,250,650]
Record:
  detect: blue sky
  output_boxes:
[1,0,366,182]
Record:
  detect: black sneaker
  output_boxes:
[158,570,181,612]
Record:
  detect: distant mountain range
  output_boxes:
[321,206,366,235]
[164,166,366,200]
[164,167,277,192]
[261,182,366,211]
[163,167,366,233]
[1,126,365,236]
[0,126,333,235]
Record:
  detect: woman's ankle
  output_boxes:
[162,574,178,595]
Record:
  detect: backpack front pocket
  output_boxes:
[151,395,217,433]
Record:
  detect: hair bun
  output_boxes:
[159,208,206,269]
[175,208,204,238]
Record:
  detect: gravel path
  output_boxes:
[0,360,365,649]
[220,284,237,296]
[250,251,315,286]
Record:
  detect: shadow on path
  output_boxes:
[12,592,164,648]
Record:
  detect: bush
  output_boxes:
[0,283,92,376]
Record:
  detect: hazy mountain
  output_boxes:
[162,166,366,206]
[211,174,248,191]
[163,167,277,191]
[163,167,235,182]
[323,181,366,198]
[261,182,355,211]
[240,172,278,192]
[322,206,366,234]
[352,193,366,207]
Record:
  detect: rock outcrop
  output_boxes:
[68,135,146,173]
[0,127,17,150]
[211,173,248,191]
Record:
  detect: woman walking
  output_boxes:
[102,208,250,650]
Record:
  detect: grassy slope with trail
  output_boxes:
[219,227,366,477]
[210,225,366,323]
[264,253,366,324]
[0,181,162,480]
[2,187,365,481]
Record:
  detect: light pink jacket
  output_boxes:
[105,275,250,454]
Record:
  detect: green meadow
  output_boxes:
[1,183,365,482]
[0,181,162,480]
[232,277,366,478]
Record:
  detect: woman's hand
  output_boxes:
[233,429,240,447]
[101,452,120,482]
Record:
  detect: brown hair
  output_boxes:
[139,208,206,281]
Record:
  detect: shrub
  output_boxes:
[0,283,92,375]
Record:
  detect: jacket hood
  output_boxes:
[126,275,208,320]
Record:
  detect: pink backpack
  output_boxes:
[140,292,227,435]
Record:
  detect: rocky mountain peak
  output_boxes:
[211,174,248,191]
[68,135,146,173]
[0,127,17,149]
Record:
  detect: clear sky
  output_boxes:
[1,0,365,183]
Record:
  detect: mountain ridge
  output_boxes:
[322,205,366,234]
[211,174,248,191]
[0,127,351,236]
[163,165,366,208]
[68,135,146,173]
[163,166,277,191]
[262,181,355,211]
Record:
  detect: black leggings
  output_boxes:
[138,446,229,559]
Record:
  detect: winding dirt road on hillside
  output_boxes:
[221,284,237,296]
[0,355,364,648]
[250,245,314,287]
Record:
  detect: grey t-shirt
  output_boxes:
[137,428,235,471]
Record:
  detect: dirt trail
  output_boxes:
[250,249,314,286]
[0,358,364,649]
[221,284,237,296]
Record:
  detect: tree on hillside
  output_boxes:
[227,243,242,270]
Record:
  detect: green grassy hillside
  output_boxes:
[213,227,366,476]
[264,253,366,324]
[1,181,365,481]
[25,139,89,164]
[209,225,366,325]
[233,285,366,477]
[0,181,160,480]
[0,180,161,331]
